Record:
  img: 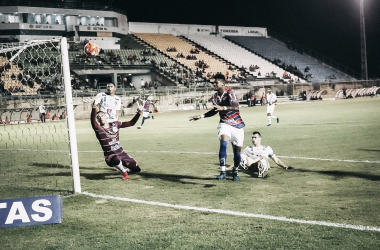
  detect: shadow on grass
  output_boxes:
[32,162,96,170]
[292,169,380,181]
[358,148,380,152]
[81,172,122,180]
[136,172,217,186]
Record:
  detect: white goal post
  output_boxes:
[61,37,81,193]
[0,38,81,195]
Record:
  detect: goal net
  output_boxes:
[0,39,80,197]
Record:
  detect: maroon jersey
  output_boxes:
[91,109,140,157]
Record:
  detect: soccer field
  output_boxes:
[1,97,380,249]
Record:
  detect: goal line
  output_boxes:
[82,191,380,232]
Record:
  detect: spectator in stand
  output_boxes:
[140,79,145,89]
[26,115,32,123]
[52,114,58,121]
[5,116,10,124]
[59,111,66,120]
[261,93,266,105]
[342,87,347,99]
[250,92,256,107]
[39,104,46,123]
[246,92,251,106]
[201,96,208,110]
[45,110,50,120]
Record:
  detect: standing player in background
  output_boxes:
[229,131,293,177]
[94,83,121,123]
[137,95,155,129]
[189,73,245,181]
[91,101,143,180]
[266,87,279,126]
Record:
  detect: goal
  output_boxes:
[0,38,80,197]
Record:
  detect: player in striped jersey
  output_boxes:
[91,101,142,180]
[137,96,155,129]
[189,73,245,181]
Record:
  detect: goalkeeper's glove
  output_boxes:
[136,102,143,112]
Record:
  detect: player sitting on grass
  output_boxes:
[228,131,293,177]
[91,101,143,180]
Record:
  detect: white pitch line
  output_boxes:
[82,191,380,232]
[2,149,379,164]
[79,150,380,164]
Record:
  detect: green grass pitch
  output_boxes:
[1,97,380,249]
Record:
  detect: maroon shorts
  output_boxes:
[105,151,141,172]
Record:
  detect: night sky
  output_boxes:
[112,0,380,79]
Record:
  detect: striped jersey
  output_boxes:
[212,87,245,128]
[142,99,150,112]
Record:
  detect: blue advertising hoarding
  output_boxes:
[0,195,62,228]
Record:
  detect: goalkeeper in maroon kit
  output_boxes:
[91,102,143,180]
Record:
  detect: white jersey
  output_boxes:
[266,93,277,105]
[39,105,46,113]
[94,92,121,122]
[243,145,275,160]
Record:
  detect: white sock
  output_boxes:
[116,162,126,173]
[220,166,226,172]
[271,116,277,119]
[267,116,271,124]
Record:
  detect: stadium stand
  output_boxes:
[226,36,353,83]
[0,56,40,95]
[132,33,243,82]
[335,86,380,99]
[185,34,305,83]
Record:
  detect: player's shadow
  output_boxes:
[81,172,122,180]
[31,163,96,170]
[293,169,380,181]
[31,162,69,169]
[238,166,263,179]
[136,172,217,186]
[357,148,380,153]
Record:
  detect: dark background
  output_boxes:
[111,0,380,79]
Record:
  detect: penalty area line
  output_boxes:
[82,191,380,232]
[78,150,380,164]
[4,149,379,164]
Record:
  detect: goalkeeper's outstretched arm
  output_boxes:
[120,111,142,128]
[91,104,99,130]
[120,102,143,128]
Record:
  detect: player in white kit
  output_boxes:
[231,131,293,177]
[266,87,279,126]
[94,83,121,123]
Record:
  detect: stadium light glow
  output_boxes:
[360,0,368,80]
